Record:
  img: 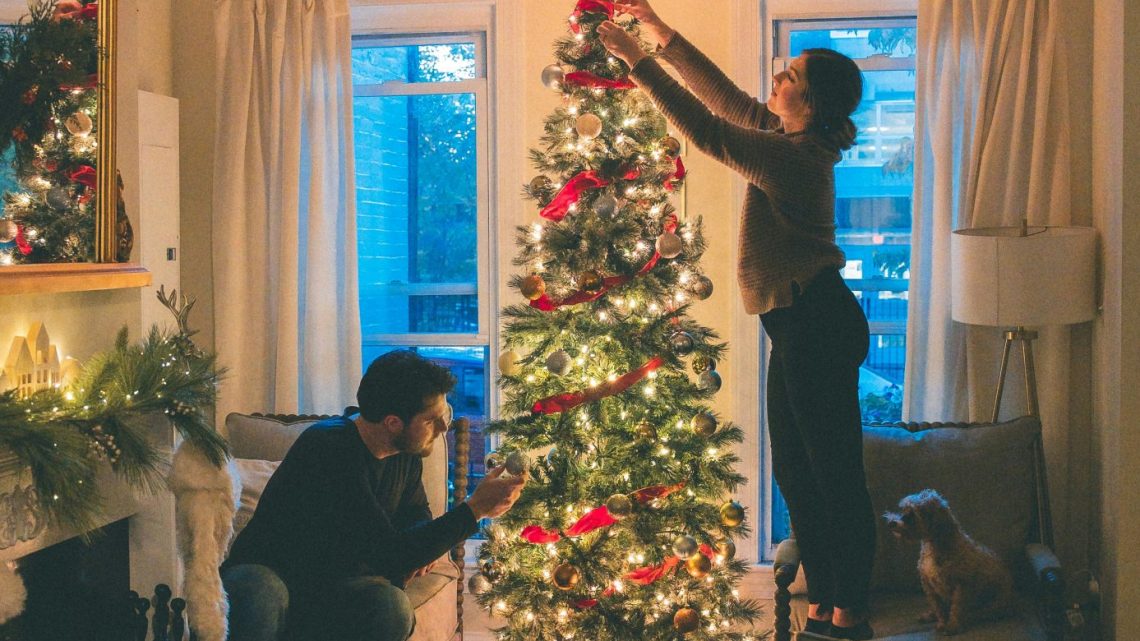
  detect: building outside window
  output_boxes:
[351,33,492,512]
[769,16,916,547]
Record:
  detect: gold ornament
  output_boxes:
[691,412,718,437]
[520,274,546,300]
[575,113,603,139]
[481,559,502,582]
[578,269,605,292]
[686,554,712,578]
[498,350,523,376]
[692,354,717,374]
[673,608,700,634]
[655,232,683,259]
[65,111,93,137]
[716,538,737,561]
[552,562,581,590]
[720,501,745,527]
[530,175,553,192]
[636,420,657,441]
[468,573,493,595]
[605,493,633,518]
[662,135,682,157]
[0,219,17,243]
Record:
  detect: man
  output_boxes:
[222,350,526,641]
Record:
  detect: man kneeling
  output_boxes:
[222,350,526,641]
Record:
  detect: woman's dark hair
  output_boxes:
[801,48,863,151]
[357,350,456,423]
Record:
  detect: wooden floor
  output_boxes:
[458,564,776,641]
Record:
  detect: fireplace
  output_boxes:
[0,519,130,641]
[0,415,181,640]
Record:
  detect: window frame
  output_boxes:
[351,31,493,349]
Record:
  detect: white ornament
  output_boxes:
[655,232,683,259]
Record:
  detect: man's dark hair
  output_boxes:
[357,350,457,423]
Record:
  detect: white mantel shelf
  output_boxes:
[0,263,151,296]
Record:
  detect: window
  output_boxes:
[351,33,492,511]
[769,17,916,546]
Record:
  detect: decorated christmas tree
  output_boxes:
[469,3,763,640]
[0,0,102,263]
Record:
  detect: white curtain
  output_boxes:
[212,0,361,421]
[905,0,1088,566]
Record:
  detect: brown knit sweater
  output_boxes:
[629,33,847,315]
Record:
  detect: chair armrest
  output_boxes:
[1025,543,1065,641]
[773,538,801,641]
[450,417,471,641]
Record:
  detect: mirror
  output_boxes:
[0,0,117,265]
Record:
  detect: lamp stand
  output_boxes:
[991,325,1054,547]
[991,326,1040,422]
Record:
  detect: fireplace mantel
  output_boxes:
[0,414,181,594]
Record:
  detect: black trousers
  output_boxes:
[762,268,875,612]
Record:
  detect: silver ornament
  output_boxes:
[546,349,573,376]
[655,232,683,259]
[697,370,722,393]
[504,451,530,476]
[485,451,503,470]
[468,573,493,595]
[716,538,737,560]
[672,535,699,559]
[46,186,72,209]
[669,331,695,355]
[594,194,620,218]
[690,275,714,300]
[542,64,566,91]
[0,219,17,243]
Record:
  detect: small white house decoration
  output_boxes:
[1,322,67,398]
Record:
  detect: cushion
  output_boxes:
[232,458,280,538]
[863,416,1041,592]
[407,563,460,641]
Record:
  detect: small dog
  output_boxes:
[884,489,1013,635]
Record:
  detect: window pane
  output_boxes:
[788,26,916,59]
[352,43,477,84]
[355,92,479,334]
[361,345,490,515]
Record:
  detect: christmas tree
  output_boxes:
[0,0,101,264]
[469,2,763,640]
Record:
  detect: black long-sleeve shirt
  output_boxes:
[224,416,477,590]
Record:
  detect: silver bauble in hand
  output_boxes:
[504,451,530,476]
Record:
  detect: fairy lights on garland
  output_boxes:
[0,287,229,535]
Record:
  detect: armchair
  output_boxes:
[771,416,1066,641]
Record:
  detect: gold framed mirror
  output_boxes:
[0,0,141,293]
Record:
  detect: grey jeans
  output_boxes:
[222,564,416,641]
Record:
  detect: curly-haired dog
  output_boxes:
[884,489,1013,635]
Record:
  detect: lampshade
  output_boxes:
[951,226,1097,327]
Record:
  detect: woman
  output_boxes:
[599,3,875,639]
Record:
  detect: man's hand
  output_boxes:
[465,465,527,520]
[614,1,675,49]
[405,560,437,583]
[598,21,647,68]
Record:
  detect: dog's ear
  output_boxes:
[914,490,955,540]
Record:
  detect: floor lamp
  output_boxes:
[951,222,1096,546]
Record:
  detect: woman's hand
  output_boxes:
[598,21,647,68]
[614,1,676,49]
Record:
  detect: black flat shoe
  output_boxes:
[803,618,832,635]
[828,621,873,640]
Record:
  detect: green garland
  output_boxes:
[0,288,229,535]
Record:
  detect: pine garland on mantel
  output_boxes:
[0,287,229,535]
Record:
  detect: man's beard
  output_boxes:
[394,430,434,458]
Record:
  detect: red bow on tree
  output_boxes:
[563,71,637,90]
[664,157,687,192]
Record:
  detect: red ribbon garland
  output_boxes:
[520,525,562,544]
[14,225,33,255]
[624,556,680,585]
[540,171,608,221]
[519,505,619,544]
[529,215,675,312]
[563,71,637,90]
[533,356,664,414]
[630,481,686,504]
[60,74,99,91]
[569,0,615,34]
[71,165,97,189]
[664,157,687,192]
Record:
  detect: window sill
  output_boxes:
[0,263,151,296]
